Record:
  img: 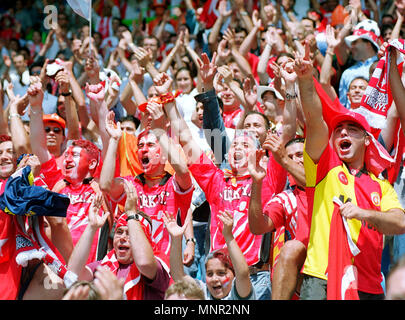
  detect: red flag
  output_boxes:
[198,0,220,29]
[327,197,360,300]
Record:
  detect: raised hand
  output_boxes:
[85,82,105,102]
[262,132,287,166]
[123,179,138,214]
[84,55,100,79]
[55,70,71,94]
[27,81,44,109]
[278,60,297,85]
[105,110,122,140]
[325,25,340,49]
[196,52,217,87]
[263,3,276,25]
[88,192,110,230]
[252,9,262,29]
[146,100,167,130]
[162,211,188,239]
[217,65,233,84]
[293,40,313,79]
[218,0,232,18]
[217,39,231,62]
[133,47,151,68]
[153,72,173,95]
[223,28,236,49]
[243,78,257,109]
[218,210,234,242]
[247,148,267,182]
[129,59,145,84]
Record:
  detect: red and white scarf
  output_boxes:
[357,39,405,129]
[14,215,77,288]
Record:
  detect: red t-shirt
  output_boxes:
[188,152,286,266]
[39,157,114,263]
[118,173,193,258]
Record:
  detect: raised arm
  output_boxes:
[146,89,192,191]
[8,94,31,156]
[388,47,405,135]
[238,10,262,57]
[27,79,51,164]
[294,42,329,163]
[152,72,202,165]
[99,111,125,200]
[55,71,80,140]
[162,211,188,281]
[208,0,231,46]
[392,9,404,39]
[275,60,299,145]
[85,83,110,160]
[196,53,230,165]
[123,180,158,280]
[68,193,110,281]
[247,149,275,235]
[219,210,252,298]
[319,25,339,101]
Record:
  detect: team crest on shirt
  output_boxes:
[371,192,381,207]
[338,171,348,185]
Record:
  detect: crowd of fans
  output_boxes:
[1,0,405,301]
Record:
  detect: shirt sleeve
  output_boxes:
[263,198,286,230]
[380,178,404,212]
[143,259,170,299]
[188,152,222,204]
[39,156,63,190]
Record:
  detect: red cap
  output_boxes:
[329,110,371,133]
[43,113,66,129]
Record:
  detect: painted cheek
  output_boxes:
[222,276,231,289]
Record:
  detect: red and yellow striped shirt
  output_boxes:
[303,143,403,294]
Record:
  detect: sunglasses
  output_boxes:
[44,126,62,134]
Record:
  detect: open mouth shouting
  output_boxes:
[338,138,352,155]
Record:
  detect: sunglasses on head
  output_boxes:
[44,126,62,134]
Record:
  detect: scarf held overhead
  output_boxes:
[357,39,405,129]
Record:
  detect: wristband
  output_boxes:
[8,113,21,120]
[138,90,182,112]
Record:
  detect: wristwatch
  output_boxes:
[61,90,72,96]
[285,92,297,100]
[186,237,197,245]
[126,213,140,222]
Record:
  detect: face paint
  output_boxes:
[222,275,231,289]
[62,146,91,184]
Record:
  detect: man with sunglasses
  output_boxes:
[43,113,66,166]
